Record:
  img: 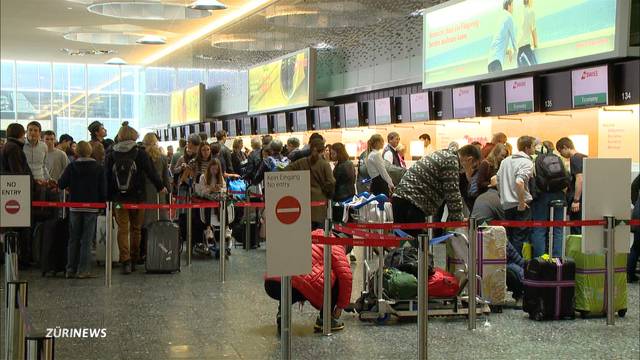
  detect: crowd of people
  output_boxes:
[1,120,639,332]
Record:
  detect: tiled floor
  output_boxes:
[1,246,639,359]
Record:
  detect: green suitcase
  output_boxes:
[565,235,627,317]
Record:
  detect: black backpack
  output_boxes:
[112,148,138,195]
[535,146,570,192]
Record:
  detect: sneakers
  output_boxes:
[121,261,132,275]
[77,272,98,279]
[313,315,345,332]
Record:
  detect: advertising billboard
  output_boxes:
[248,48,315,115]
[423,0,628,89]
[170,83,204,125]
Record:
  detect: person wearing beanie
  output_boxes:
[88,121,107,164]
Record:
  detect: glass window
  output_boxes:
[1,60,14,89]
[16,61,52,121]
[177,68,205,89]
[88,65,120,93]
[145,67,175,93]
[1,60,15,120]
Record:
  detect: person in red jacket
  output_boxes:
[265,233,353,333]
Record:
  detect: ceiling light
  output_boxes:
[137,35,166,45]
[189,0,227,11]
[313,42,333,50]
[59,48,116,56]
[87,2,210,21]
[140,0,274,65]
[105,57,127,65]
[409,8,425,18]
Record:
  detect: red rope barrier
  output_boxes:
[31,201,106,209]
[312,234,402,247]
[488,219,608,228]
[332,224,412,241]
[345,221,468,230]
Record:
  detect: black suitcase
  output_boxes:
[523,257,576,320]
[145,220,181,273]
[40,217,69,276]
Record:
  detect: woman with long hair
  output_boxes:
[331,143,356,202]
[366,134,394,196]
[142,133,170,231]
[231,138,247,177]
[476,143,507,195]
[195,159,229,258]
[194,142,213,182]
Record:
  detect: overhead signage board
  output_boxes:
[540,71,572,112]
[481,81,506,116]
[276,113,288,133]
[423,0,628,89]
[505,77,535,114]
[248,48,315,115]
[1,175,31,228]
[344,103,360,128]
[374,98,392,125]
[266,171,311,276]
[318,107,332,129]
[572,65,610,108]
[452,85,477,119]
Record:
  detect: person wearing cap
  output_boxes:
[88,121,107,164]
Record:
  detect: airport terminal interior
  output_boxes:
[1,0,640,359]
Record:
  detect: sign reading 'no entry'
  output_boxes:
[1,175,31,228]
[265,171,311,277]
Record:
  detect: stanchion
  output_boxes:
[219,196,227,283]
[281,275,292,360]
[244,188,251,251]
[187,204,193,267]
[105,202,113,288]
[322,203,333,336]
[605,215,616,326]
[417,233,429,360]
[24,333,55,360]
[5,281,28,360]
[4,231,19,283]
[376,207,388,320]
[468,217,477,330]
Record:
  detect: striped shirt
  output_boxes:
[393,144,464,221]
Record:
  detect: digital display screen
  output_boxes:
[276,113,287,133]
[295,110,308,131]
[241,118,252,135]
[410,93,430,121]
[452,85,477,118]
[203,122,211,137]
[423,0,619,88]
[344,103,360,128]
[505,77,534,114]
[226,119,237,137]
[258,115,269,134]
[318,107,332,129]
[374,98,392,125]
[248,48,314,114]
[170,83,204,125]
[572,65,609,107]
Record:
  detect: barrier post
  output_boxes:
[187,204,193,267]
[24,333,55,360]
[281,275,292,360]
[468,217,478,330]
[219,196,227,283]
[376,206,387,319]
[244,188,251,251]
[604,215,615,326]
[549,206,555,257]
[5,281,28,360]
[322,203,333,336]
[105,202,113,288]
[4,231,19,283]
[417,233,429,360]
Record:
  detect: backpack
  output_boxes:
[357,150,369,179]
[535,146,570,192]
[112,148,138,195]
[384,247,434,277]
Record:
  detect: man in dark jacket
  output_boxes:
[243,137,262,184]
[216,130,235,174]
[105,123,166,274]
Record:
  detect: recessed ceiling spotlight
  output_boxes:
[313,42,333,50]
[67,7,73,10]
[188,0,227,11]
[59,48,116,56]
[137,35,166,45]
[409,8,425,18]
[105,57,127,65]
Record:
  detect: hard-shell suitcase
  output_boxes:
[41,217,69,276]
[95,214,120,265]
[145,220,181,273]
[566,235,627,318]
[476,226,508,312]
[523,257,576,320]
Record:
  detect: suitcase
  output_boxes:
[548,200,567,258]
[523,257,576,320]
[145,220,181,273]
[95,215,120,265]
[476,226,508,312]
[41,217,69,276]
[565,235,627,318]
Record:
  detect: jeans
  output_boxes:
[115,208,145,263]
[530,192,565,257]
[628,232,639,279]
[264,279,339,314]
[67,212,97,274]
[504,206,531,255]
[392,196,427,239]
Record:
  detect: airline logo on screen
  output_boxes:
[512,80,527,90]
[572,65,608,107]
[456,87,471,97]
[581,69,599,80]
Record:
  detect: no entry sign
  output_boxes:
[1,175,31,228]
[276,196,301,225]
[265,171,311,277]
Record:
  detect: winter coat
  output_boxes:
[267,238,353,310]
[105,140,164,203]
[58,158,106,209]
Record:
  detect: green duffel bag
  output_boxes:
[383,268,418,300]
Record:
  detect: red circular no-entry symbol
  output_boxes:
[275,196,301,225]
[5,199,20,215]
